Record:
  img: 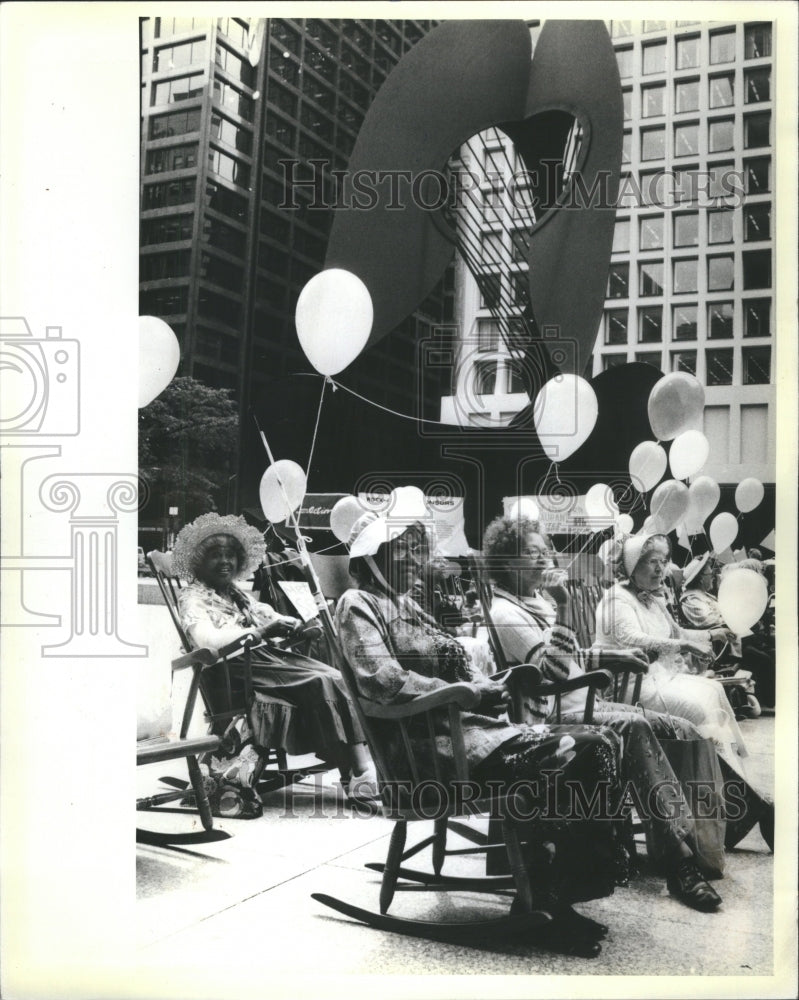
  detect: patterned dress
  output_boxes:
[336,584,626,904]
[178,581,364,760]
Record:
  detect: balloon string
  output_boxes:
[295,373,468,426]
[563,530,600,573]
[305,376,328,490]
[262,538,346,570]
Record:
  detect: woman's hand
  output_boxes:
[472,677,511,713]
[709,627,736,646]
[540,568,570,607]
[258,615,300,640]
[679,639,713,662]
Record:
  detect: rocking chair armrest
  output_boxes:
[171,647,221,671]
[492,663,544,687]
[360,682,481,720]
[536,669,614,697]
[597,659,648,676]
[172,632,260,672]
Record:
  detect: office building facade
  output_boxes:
[441,19,775,488]
[139,16,453,511]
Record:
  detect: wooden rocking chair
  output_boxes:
[142,551,331,814]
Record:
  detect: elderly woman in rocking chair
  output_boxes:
[172,513,376,809]
[335,493,630,958]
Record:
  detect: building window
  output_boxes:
[708,118,735,153]
[675,78,699,113]
[145,143,198,174]
[622,88,632,120]
[641,127,665,160]
[512,273,529,308]
[673,212,698,247]
[707,162,736,198]
[709,73,734,108]
[140,249,192,281]
[622,131,632,163]
[212,78,254,122]
[635,352,662,368]
[742,346,771,385]
[264,113,296,148]
[506,360,528,394]
[706,348,734,385]
[482,186,502,222]
[639,261,664,297]
[743,250,771,289]
[215,41,256,88]
[612,219,631,254]
[611,21,633,37]
[744,23,772,60]
[477,319,500,352]
[675,35,699,70]
[673,304,698,340]
[673,258,698,294]
[142,177,196,209]
[643,40,666,75]
[207,147,251,188]
[709,29,735,64]
[608,262,629,299]
[205,180,248,222]
[642,83,665,117]
[638,306,663,342]
[673,166,699,204]
[603,354,627,371]
[152,73,205,106]
[616,46,633,79]
[671,350,696,375]
[744,112,771,148]
[639,216,664,250]
[708,301,734,339]
[744,203,771,242]
[474,360,497,396]
[640,170,665,206]
[605,309,628,345]
[708,208,734,244]
[153,41,206,73]
[511,228,531,263]
[481,231,504,265]
[149,108,202,139]
[745,67,770,104]
[212,112,252,156]
[477,274,501,310]
[744,298,771,337]
[744,157,771,194]
[708,255,734,292]
[644,21,667,32]
[674,122,699,157]
[141,214,193,246]
[201,216,246,257]
[140,286,189,316]
[199,251,244,291]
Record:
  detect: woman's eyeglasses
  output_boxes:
[391,535,429,559]
[523,547,555,560]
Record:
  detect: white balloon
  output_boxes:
[295,269,373,375]
[709,511,738,554]
[669,429,710,481]
[330,495,365,544]
[598,537,616,564]
[629,441,667,493]
[259,460,307,524]
[615,513,634,535]
[718,569,768,635]
[734,477,765,514]
[508,498,540,523]
[139,316,180,408]
[533,375,598,463]
[642,515,657,535]
[686,475,720,527]
[584,483,619,520]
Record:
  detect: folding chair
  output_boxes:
[144,551,331,813]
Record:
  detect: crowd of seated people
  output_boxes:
[170,498,774,952]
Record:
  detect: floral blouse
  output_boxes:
[178,580,280,651]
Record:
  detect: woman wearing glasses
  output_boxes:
[483,515,730,910]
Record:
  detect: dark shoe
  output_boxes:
[561,908,609,940]
[530,918,602,959]
[666,859,722,912]
[759,802,774,852]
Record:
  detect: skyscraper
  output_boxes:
[442,18,775,490]
[139,17,453,512]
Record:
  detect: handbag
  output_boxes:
[650,735,727,880]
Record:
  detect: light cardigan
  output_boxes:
[594,582,711,659]
[177,580,281,650]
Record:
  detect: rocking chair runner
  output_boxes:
[142,552,332,814]
[312,631,617,954]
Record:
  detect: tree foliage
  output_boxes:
[139,377,239,521]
